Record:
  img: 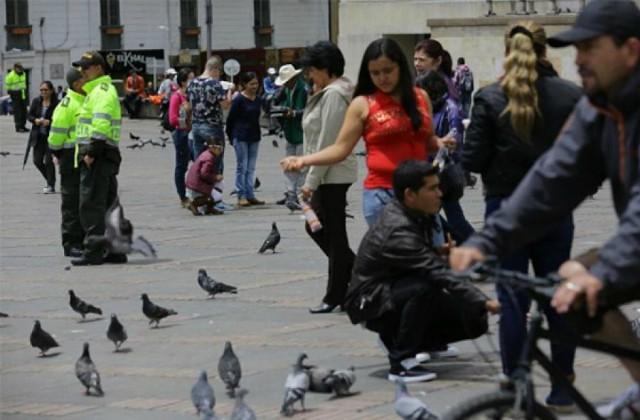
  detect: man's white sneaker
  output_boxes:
[416,352,431,363]
[597,383,640,419]
[429,344,459,359]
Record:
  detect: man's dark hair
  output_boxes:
[457,57,465,65]
[300,41,345,77]
[392,160,439,201]
[415,70,448,111]
[205,136,224,147]
[239,71,258,87]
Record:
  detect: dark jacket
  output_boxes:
[345,198,488,324]
[462,63,582,198]
[28,96,59,147]
[465,65,640,306]
[225,94,261,143]
[276,78,307,145]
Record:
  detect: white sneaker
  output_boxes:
[416,352,431,363]
[42,186,54,194]
[597,383,640,419]
[388,365,437,383]
[429,345,459,359]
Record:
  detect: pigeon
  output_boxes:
[126,143,142,150]
[141,293,177,328]
[323,366,356,397]
[218,341,242,398]
[272,139,279,148]
[0,312,8,317]
[85,198,156,258]
[253,177,261,191]
[258,222,280,254]
[306,366,334,393]
[68,290,103,320]
[160,136,170,143]
[75,342,104,396]
[106,313,128,351]
[0,151,10,157]
[129,132,140,140]
[198,269,238,298]
[230,388,256,420]
[148,139,165,147]
[394,380,439,420]
[30,320,59,356]
[191,370,217,419]
[281,353,311,416]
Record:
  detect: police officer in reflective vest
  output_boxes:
[70,51,125,266]
[48,68,86,258]
[6,62,28,132]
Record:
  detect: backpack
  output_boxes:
[160,97,174,132]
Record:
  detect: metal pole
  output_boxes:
[206,0,212,59]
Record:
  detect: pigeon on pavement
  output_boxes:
[306,366,334,393]
[68,290,103,320]
[258,222,280,254]
[85,198,156,258]
[0,312,8,317]
[230,388,256,420]
[191,370,217,419]
[30,320,59,356]
[281,353,311,416]
[75,342,104,396]
[218,341,242,398]
[198,269,238,298]
[323,366,356,397]
[129,132,140,140]
[106,313,128,351]
[394,380,439,419]
[272,139,279,148]
[0,151,10,157]
[253,177,261,191]
[141,293,177,328]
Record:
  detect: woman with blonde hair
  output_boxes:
[462,21,582,412]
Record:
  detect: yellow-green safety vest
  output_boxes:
[75,75,122,155]
[48,89,85,151]
[5,70,27,100]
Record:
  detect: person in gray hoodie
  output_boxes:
[298,41,358,314]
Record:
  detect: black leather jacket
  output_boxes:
[462,63,582,198]
[344,199,488,324]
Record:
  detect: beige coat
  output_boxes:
[302,77,358,190]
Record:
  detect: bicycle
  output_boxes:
[443,262,640,420]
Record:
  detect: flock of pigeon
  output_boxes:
[126,132,172,150]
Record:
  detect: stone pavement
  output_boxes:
[0,115,631,419]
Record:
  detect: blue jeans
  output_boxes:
[191,123,224,173]
[485,196,576,378]
[362,188,394,226]
[233,139,260,200]
[172,129,190,200]
[442,199,475,243]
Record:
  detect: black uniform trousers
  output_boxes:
[59,149,83,251]
[305,183,355,306]
[367,277,488,371]
[79,155,119,261]
[10,92,27,130]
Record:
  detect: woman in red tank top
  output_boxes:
[281,38,456,225]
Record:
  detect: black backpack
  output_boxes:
[160,97,174,132]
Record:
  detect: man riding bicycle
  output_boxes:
[450,1,640,418]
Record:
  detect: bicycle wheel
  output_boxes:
[442,390,557,420]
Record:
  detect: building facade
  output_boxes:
[1,0,330,100]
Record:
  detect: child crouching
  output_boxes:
[185,137,225,215]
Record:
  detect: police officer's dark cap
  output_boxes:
[548,0,640,48]
[66,68,83,88]
[72,51,106,69]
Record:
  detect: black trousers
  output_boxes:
[305,183,355,306]
[32,135,56,188]
[10,92,27,130]
[124,93,142,118]
[59,149,83,250]
[367,277,488,370]
[79,157,119,260]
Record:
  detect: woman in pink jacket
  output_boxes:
[169,68,193,208]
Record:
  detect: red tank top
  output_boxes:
[362,87,435,189]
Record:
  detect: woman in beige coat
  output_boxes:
[299,41,358,314]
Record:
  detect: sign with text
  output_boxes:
[99,49,165,75]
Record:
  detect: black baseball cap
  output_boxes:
[66,67,83,88]
[72,51,106,69]
[548,0,640,48]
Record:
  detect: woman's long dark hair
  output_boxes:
[40,80,58,106]
[353,38,422,131]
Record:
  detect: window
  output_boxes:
[100,0,122,50]
[5,0,31,51]
[180,0,199,50]
[253,0,272,48]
